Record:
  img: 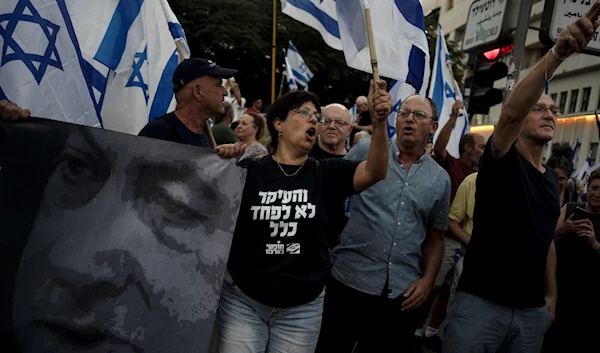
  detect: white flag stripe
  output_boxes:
[429,24,469,158]
[0,0,182,135]
[286,41,313,87]
[281,0,342,50]
[336,0,430,98]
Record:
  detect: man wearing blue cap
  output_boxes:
[139,58,238,149]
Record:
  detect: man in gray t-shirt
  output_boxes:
[316,95,450,353]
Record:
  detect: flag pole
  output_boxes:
[278,69,286,98]
[271,0,277,104]
[175,42,217,148]
[363,1,380,88]
[446,60,464,116]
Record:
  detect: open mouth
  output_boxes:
[403,126,415,134]
[306,127,316,139]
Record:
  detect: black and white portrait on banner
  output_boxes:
[0,119,246,352]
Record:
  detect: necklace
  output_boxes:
[274,158,306,177]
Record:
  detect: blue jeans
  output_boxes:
[442,292,553,353]
[217,271,324,353]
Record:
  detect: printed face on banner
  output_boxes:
[3,121,245,352]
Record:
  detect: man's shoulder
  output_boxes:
[139,114,173,134]
[462,171,478,185]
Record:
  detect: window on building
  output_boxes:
[447,0,454,10]
[592,143,599,162]
[569,89,579,113]
[581,87,591,112]
[550,93,557,102]
[559,91,568,113]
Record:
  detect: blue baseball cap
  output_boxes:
[172,58,237,92]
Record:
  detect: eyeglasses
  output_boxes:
[397,109,433,121]
[320,118,350,128]
[531,105,562,116]
[293,107,323,123]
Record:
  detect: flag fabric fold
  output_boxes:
[335,0,430,97]
[286,41,313,87]
[429,24,468,158]
[280,0,342,50]
[0,0,184,135]
[284,49,298,91]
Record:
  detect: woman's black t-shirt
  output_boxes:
[228,156,360,308]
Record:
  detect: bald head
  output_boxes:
[318,103,352,151]
[355,96,368,113]
[323,104,350,121]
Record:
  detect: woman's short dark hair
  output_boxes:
[547,142,574,176]
[266,91,321,151]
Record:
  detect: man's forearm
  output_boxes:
[364,120,388,180]
[422,230,445,283]
[502,52,562,124]
[448,220,470,246]
[433,115,457,155]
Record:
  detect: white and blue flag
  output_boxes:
[286,41,313,88]
[0,0,183,135]
[281,0,342,50]
[572,139,581,168]
[159,0,190,59]
[573,152,593,182]
[283,49,298,91]
[429,24,468,158]
[336,0,430,97]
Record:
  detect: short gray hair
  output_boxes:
[355,96,367,105]
[215,102,233,124]
[355,131,371,139]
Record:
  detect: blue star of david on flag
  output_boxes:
[126,47,149,104]
[0,0,63,84]
[299,62,308,74]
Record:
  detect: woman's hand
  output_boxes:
[555,214,592,241]
[577,219,600,251]
[367,79,392,124]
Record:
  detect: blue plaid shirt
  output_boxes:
[331,138,450,298]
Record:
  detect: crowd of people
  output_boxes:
[1,14,599,353]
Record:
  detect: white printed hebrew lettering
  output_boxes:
[251,206,261,219]
[307,203,316,218]
[266,191,278,204]
[282,205,291,220]
[259,191,268,204]
[282,191,292,204]
[295,205,307,219]
[271,206,282,220]
[270,221,278,237]
[287,222,298,237]
[279,221,289,237]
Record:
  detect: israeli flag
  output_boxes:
[429,24,469,158]
[572,139,581,168]
[573,152,593,182]
[336,0,430,97]
[281,0,342,50]
[0,0,182,135]
[159,0,190,59]
[286,41,313,87]
[284,49,298,91]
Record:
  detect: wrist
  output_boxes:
[551,45,568,61]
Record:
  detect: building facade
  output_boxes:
[423,0,600,167]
